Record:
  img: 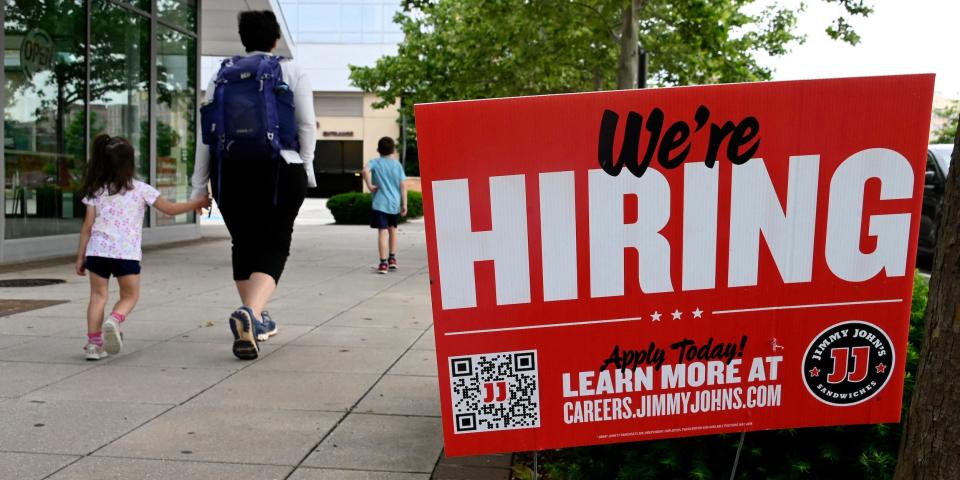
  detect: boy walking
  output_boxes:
[363,137,407,274]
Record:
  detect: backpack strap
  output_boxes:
[259,56,285,206]
[211,58,234,207]
[258,55,283,155]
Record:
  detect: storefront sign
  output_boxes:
[21,29,55,78]
[322,131,354,137]
[415,75,934,456]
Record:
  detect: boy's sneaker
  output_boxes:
[388,257,398,270]
[84,343,108,361]
[102,317,123,355]
[378,262,388,274]
[257,311,278,342]
[229,307,259,360]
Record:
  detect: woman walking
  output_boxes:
[191,11,316,359]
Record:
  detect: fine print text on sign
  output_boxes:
[415,75,934,456]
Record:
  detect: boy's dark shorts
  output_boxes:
[85,256,141,278]
[370,210,399,229]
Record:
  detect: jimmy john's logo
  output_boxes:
[802,321,894,406]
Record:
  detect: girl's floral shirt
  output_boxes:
[82,180,160,261]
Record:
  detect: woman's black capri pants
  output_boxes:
[211,158,307,283]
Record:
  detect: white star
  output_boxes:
[651,311,662,322]
[692,307,703,319]
[671,309,682,320]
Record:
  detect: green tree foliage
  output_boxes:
[350,0,872,153]
[351,0,798,112]
[522,273,928,480]
[823,0,874,45]
[138,121,181,159]
[931,101,959,144]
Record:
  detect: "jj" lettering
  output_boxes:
[827,346,870,384]
[482,381,509,403]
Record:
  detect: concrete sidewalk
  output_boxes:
[0,221,443,479]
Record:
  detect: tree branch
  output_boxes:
[568,1,620,42]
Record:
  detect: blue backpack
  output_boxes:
[200,54,299,204]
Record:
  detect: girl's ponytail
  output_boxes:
[91,133,112,165]
[79,134,136,201]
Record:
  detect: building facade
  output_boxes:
[1,0,293,263]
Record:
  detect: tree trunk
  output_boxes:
[616,0,640,89]
[893,116,960,479]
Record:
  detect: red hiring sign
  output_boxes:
[415,75,934,456]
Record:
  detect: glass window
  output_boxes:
[119,0,151,12]
[89,0,151,190]
[361,4,382,33]
[301,5,340,32]
[157,0,197,33]
[342,5,362,33]
[155,26,196,226]
[4,0,87,239]
[930,145,952,174]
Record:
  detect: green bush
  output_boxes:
[326,190,424,224]
[326,192,372,225]
[526,272,930,480]
[407,190,424,218]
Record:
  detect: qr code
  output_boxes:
[449,350,540,434]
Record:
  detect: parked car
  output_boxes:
[919,144,954,257]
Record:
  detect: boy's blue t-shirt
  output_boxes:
[368,157,406,214]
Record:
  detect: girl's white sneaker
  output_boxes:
[84,343,108,361]
[102,317,123,355]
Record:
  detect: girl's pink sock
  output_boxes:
[111,312,126,323]
[88,332,103,346]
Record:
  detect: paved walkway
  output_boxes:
[201,197,336,227]
[0,221,442,479]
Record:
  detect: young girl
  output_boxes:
[76,134,211,360]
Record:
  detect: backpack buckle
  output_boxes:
[266,132,274,140]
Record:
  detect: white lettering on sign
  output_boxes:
[682,162,719,291]
[826,148,914,281]
[539,171,578,301]
[588,168,674,298]
[431,148,914,311]
[728,156,820,287]
[433,175,531,309]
